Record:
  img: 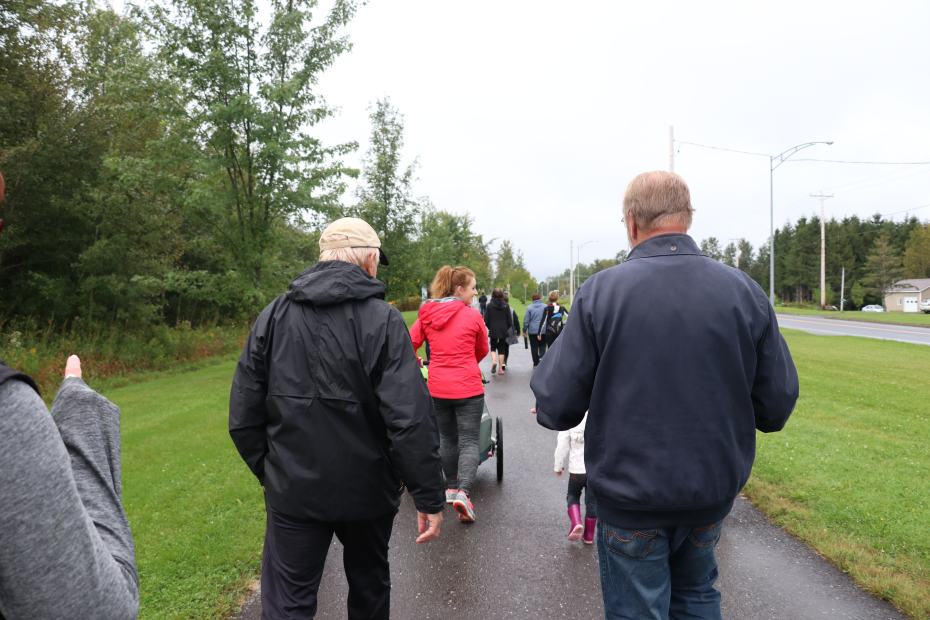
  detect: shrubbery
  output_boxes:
[0,318,247,401]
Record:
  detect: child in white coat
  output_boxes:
[554,412,596,543]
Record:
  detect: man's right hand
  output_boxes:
[416,511,442,543]
[537,335,542,341]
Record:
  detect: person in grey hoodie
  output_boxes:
[522,293,547,367]
[0,355,138,620]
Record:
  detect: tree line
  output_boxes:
[0,0,528,327]
[700,214,930,308]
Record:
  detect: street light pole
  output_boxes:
[576,240,597,294]
[769,141,833,305]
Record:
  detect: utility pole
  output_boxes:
[729,238,743,269]
[569,239,574,304]
[811,191,834,309]
[669,126,675,173]
[840,266,846,312]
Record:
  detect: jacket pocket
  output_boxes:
[604,526,658,559]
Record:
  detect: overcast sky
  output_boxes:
[303,0,930,279]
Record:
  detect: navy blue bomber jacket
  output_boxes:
[531,233,799,528]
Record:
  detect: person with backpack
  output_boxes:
[537,291,569,349]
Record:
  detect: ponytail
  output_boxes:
[431,265,476,299]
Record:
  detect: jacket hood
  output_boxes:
[488,297,509,310]
[286,260,386,306]
[418,298,469,330]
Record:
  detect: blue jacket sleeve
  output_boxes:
[531,291,597,431]
[751,303,799,432]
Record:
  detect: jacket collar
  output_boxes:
[625,233,703,261]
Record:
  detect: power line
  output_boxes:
[676,140,930,165]
[788,159,930,165]
[675,141,768,158]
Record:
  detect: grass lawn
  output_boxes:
[776,306,930,327]
[105,358,266,620]
[745,328,930,619]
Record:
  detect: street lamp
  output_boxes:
[576,241,597,298]
[769,142,833,304]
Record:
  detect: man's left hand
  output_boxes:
[416,511,442,543]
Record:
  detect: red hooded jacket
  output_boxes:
[410,299,489,399]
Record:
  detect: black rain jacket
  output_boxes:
[532,234,799,528]
[229,260,445,521]
[484,297,513,339]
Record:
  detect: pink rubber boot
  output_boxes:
[567,505,584,541]
[583,517,597,545]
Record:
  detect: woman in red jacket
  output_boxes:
[410,266,489,522]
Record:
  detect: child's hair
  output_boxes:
[491,288,504,299]
[503,294,509,302]
[431,266,475,299]
[548,290,559,303]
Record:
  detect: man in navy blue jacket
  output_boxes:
[531,171,798,620]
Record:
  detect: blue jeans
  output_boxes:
[596,519,723,620]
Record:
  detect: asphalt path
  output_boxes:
[777,313,930,346]
[236,337,907,620]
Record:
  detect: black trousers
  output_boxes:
[261,504,397,620]
[545,332,561,349]
[529,334,547,366]
[567,473,597,518]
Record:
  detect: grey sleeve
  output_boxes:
[0,378,138,620]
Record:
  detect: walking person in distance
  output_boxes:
[502,294,520,372]
[410,266,489,523]
[484,288,513,375]
[523,293,547,368]
[532,171,799,620]
[229,217,445,620]
[478,289,488,316]
[537,291,568,349]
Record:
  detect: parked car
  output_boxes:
[861,305,885,312]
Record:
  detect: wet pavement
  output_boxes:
[235,338,907,620]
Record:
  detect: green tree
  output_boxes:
[700,237,722,261]
[352,97,421,298]
[864,235,906,309]
[148,0,359,317]
[904,225,930,278]
[850,281,867,309]
[723,242,737,267]
[416,207,491,291]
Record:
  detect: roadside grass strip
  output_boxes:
[108,360,265,620]
[776,306,930,327]
[746,329,930,619]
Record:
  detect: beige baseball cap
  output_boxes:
[319,217,389,265]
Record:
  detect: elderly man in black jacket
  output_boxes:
[532,172,799,620]
[229,217,444,620]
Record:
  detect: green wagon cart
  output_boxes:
[421,366,503,482]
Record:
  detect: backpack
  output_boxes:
[546,304,564,336]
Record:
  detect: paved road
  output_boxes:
[236,339,907,620]
[777,313,930,346]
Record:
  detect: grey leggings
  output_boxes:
[432,394,484,496]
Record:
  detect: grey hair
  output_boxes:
[319,234,378,274]
[622,171,694,234]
